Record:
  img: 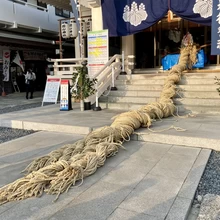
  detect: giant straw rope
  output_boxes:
[0,45,197,205]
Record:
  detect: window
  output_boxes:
[12,0,27,4]
[55,7,70,18]
[37,0,47,10]
[37,0,47,8]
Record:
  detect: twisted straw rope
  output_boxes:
[0,45,197,205]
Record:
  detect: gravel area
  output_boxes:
[0,102,51,114]
[189,151,220,220]
[197,151,220,196]
[0,127,36,144]
[0,103,41,144]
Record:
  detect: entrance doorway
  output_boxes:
[135,32,154,69]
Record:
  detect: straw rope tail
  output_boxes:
[0,45,197,205]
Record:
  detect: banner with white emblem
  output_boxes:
[101,0,212,37]
[3,50,10,82]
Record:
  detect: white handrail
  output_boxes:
[89,54,123,107]
[91,54,122,79]
[51,58,88,63]
[50,53,134,109]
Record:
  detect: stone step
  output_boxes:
[116,84,219,91]
[100,96,157,104]
[132,127,220,149]
[115,78,217,85]
[108,90,219,99]
[177,105,220,114]
[118,72,220,80]
[100,102,220,114]
[174,98,220,106]
[100,102,145,111]
[101,96,220,106]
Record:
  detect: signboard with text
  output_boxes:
[60,79,71,111]
[211,0,220,55]
[42,78,61,106]
[87,30,109,78]
[3,50,10,82]
[23,51,46,60]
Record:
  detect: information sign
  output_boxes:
[60,79,71,111]
[87,30,109,78]
[42,78,61,106]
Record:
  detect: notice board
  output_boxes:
[60,79,71,111]
[87,30,109,78]
[42,78,61,106]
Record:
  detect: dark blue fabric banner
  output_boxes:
[211,0,220,55]
[101,0,168,36]
[171,0,212,26]
[102,0,212,37]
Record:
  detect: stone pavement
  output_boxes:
[0,131,210,220]
[0,91,44,109]
[0,91,218,219]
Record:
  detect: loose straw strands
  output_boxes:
[0,45,197,205]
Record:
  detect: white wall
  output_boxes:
[0,0,74,33]
[27,0,37,5]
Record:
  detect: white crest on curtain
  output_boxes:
[123,2,148,26]
[193,0,212,18]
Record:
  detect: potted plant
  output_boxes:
[71,61,97,111]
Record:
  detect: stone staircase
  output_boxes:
[99,70,220,114]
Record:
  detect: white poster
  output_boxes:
[87,30,109,78]
[3,50,10,82]
[42,78,61,105]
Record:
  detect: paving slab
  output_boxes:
[133,114,220,151]
[0,131,211,220]
[0,91,43,109]
[0,104,124,135]
[165,196,192,220]
[107,208,163,220]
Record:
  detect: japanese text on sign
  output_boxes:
[3,50,10,82]
[87,30,109,78]
[211,0,220,55]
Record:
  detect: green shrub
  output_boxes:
[72,64,97,100]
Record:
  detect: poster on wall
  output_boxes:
[3,50,10,82]
[87,30,109,78]
[211,0,220,55]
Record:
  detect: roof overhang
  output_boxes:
[39,0,101,11]
[38,0,72,11]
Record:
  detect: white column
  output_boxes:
[122,35,135,74]
[121,35,135,57]
[91,7,103,31]
[74,36,80,58]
